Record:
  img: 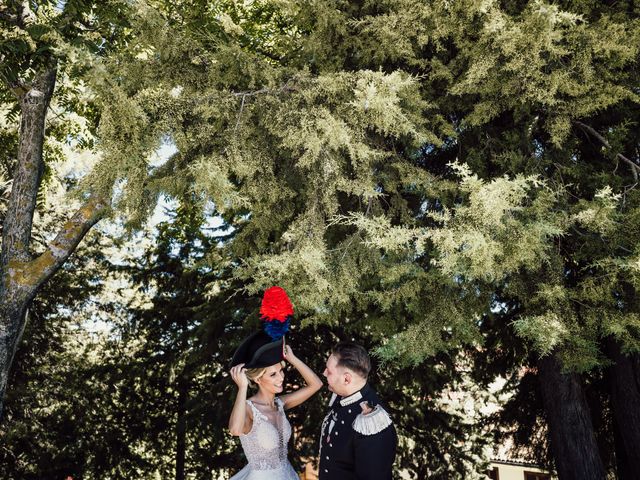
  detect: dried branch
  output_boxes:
[234,93,247,134]
[574,120,639,181]
[230,77,297,98]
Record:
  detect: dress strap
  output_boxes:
[246,399,268,421]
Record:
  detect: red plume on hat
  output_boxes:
[260,286,293,340]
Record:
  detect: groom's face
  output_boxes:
[323,354,348,396]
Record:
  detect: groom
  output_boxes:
[319,342,397,480]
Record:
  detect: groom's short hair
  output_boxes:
[331,342,371,379]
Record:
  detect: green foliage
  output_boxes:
[512,312,568,357]
[0,231,114,480]
[81,0,640,375]
[4,0,640,476]
[2,200,494,479]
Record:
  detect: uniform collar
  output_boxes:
[338,383,370,407]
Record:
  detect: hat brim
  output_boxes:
[230,331,284,369]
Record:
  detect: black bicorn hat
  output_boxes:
[230,330,284,369]
[229,286,293,369]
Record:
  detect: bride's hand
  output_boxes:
[230,363,249,390]
[283,345,298,362]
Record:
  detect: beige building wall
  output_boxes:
[490,461,554,480]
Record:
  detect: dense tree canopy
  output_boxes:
[85,0,640,368]
[2,0,640,479]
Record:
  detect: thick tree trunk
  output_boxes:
[537,353,606,480]
[606,338,640,478]
[0,199,106,417]
[612,411,634,480]
[2,67,56,263]
[0,65,57,417]
[175,381,187,480]
[0,62,107,416]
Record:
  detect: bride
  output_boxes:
[228,287,322,480]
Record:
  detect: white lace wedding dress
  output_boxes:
[230,398,299,480]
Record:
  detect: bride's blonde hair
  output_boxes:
[245,367,267,383]
[245,361,286,385]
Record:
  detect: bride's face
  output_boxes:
[256,362,285,395]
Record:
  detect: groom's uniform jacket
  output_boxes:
[318,383,397,480]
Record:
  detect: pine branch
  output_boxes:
[574,120,639,181]
[230,77,298,98]
[16,1,36,27]
[0,2,41,100]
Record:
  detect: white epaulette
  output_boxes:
[352,405,393,435]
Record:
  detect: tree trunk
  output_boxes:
[0,62,107,417]
[0,303,29,411]
[2,68,57,264]
[537,353,606,480]
[612,410,634,480]
[175,381,187,480]
[0,65,57,417]
[606,338,640,478]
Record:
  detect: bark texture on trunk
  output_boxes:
[606,338,640,478]
[537,353,606,480]
[0,63,107,416]
[0,65,57,418]
[1,66,56,264]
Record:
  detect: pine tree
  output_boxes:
[89,2,640,477]
[4,1,640,477]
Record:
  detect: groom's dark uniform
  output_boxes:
[318,384,397,480]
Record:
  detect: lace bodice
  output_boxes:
[239,398,291,471]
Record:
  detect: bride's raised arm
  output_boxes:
[279,345,323,410]
[228,363,253,436]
